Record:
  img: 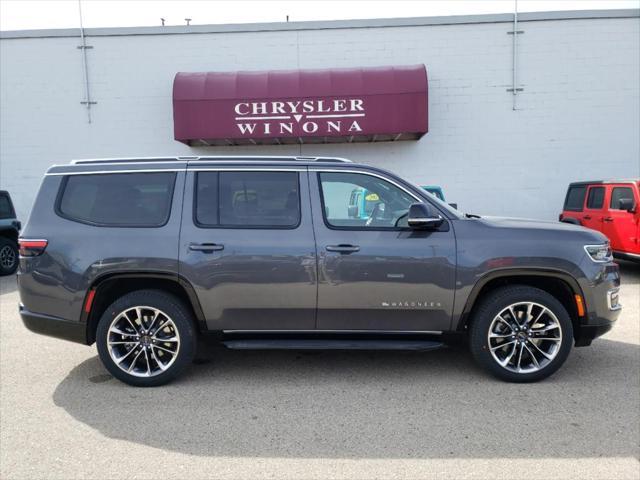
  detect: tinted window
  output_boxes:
[196,171,300,228]
[586,187,605,209]
[0,194,14,219]
[564,186,587,211]
[610,187,635,210]
[319,172,415,229]
[58,173,176,226]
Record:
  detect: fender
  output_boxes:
[81,271,207,341]
[456,267,587,331]
[561,218,581,225]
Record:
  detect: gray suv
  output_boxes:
[18,156,621,386]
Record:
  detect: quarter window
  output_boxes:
[586,187,605,209]
[0,194,14,219]
[196,171,300,228]
[58,172,176,226]
[610,187,635,210]
[318,172,415,229]
[564,186,587,212]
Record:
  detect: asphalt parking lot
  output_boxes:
[0,263,638,480]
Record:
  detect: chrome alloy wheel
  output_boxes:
[107,306,180,377]
[488,302,562,374]
[0,245,16,269]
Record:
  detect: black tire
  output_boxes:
[96,289,197,387]
[469,285,573,383]
[0,237,18,276]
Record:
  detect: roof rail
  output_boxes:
[71,155,353,165]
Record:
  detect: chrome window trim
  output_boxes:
[46,169,184,176]
[310,168,424,203]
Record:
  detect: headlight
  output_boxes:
[584,244,612,262]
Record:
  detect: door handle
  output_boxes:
[326,244,360,254]
[583,215,592,220]
[603,217,614,222]
[189,242,224,252]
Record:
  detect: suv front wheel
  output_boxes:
[469,285,573,382]
[96,290,197,387]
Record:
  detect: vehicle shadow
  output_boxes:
[53,339,639,459]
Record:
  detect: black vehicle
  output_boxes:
[18,156,621,386]
[0,190,20,275]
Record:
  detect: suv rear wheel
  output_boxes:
[0,237,18,275]
[96,290,197,387]
[469,285,573,382]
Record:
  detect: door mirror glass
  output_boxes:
[407,203,444,230]
[618,197,635,212]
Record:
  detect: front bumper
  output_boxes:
[20,305,86,344]
[575,261,621,346]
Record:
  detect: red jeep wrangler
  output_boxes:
[560,180,640,262]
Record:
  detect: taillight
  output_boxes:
[18,239,48,257]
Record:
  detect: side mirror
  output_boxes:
[347,205,358,218]
[448,203,458,210]
[407,203,444,230]
[618,198,635,212]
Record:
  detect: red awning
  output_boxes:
[173,65,428,146]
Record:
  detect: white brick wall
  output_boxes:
[1,14,639,221]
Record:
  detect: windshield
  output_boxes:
[402,179,464,219]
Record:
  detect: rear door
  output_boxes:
[582,185,606,233]
[179,164,317,331]
[603,184,640,254]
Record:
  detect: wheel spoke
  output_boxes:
[491,340,516,351]
[489,332,514,339]
[531,323,560,332]
[150,348,168,372]
[531,336,561,342]
[516,342,525,371]
[153,344,177,355]
[127,349,144,372]
[143,348,151,376]
[499,341,518,367]
[524,343,540,369]
[154,335,178,343]
[108,340,138,345]
[529,340,555,360]
[114,345,138,364]
[147,311,161,333]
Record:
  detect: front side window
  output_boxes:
[586,187,605,209]
[564,186,587,211]
[319,172,415,229]
[196,171,300,228]
[58,172,176,226]
[610,187,635,210]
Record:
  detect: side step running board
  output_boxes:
[222,339,444,351]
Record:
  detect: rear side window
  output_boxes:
[58,173,176,226]
[0,194,14,219]
[564,186,587,211]
[586,187,605,209]
[196,171,300,228]
[610,187,635,210]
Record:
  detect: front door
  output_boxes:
[603,184,640,254]
[179,166,317,331]
[310,169,456,332]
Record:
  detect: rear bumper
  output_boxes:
[20,305,86,344]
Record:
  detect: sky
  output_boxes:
[1,0,638,31]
